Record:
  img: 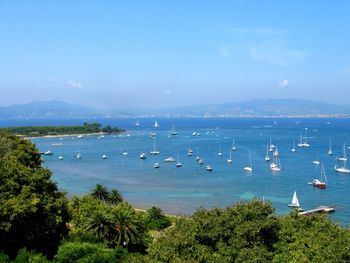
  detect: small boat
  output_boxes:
[154,120,159,128]
[218,144,223,156]
[171,123,178,136]
[328,138,333,155]
[243,153,253,172]
[336,144,348,161]
[176,154,182,167]
[77,135,83,139]
[227,149,233,163]
[122,151,128,156]
[269,138,275,152]
[270,153,281,172]
[150,138,160,155]
[198,159,204,165]
[273,146,279,157]
[76,153,81,159]
[164,157,176,162]
[102,155,107,159]
[288,191,300,208]
[187,142,193,156]
[52,143,63,146]
[154,162,160,168]
[59,156,64,160]
[334,157,350,174]
[298,131,310,147]
[140,153,147,160]
[206,165,212,171]
[291,140,296,152]
[135,120,140,126]
[232,139,237,151]
[265,144,270,162]
[312,163,327,189]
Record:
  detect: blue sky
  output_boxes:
[0,0,349,109]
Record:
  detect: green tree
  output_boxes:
[0,134,70,258]
[146,206,171,230]
[86,211,115,243]
[91,184,109,201]
[108,189,123,205]
[112,207,139,248]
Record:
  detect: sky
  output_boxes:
[0,0,349,109]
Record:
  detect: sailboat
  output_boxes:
[140,153,147,159]
[269,138,275,152]
[265,144,270,162]
[227,149,233,163]
[273,146,279,158]
[154,120,159,128]
[336,144,347,161]
[171,123,178,136]
[150,138,160,155]
[135,120,140,126]
[218,144,223,156]
[312,151,320,165]
[270,154,281,172]
[328,138,333,155]
[312,162,327,189]
[232,139,237,151]
[243,153,253,172]
[298,131,310,147]
[206,165,212,171]
[187,142,193,156]
[102,154,107,159]
[76,152,81,159]
[176,153,182,167]
[288,191,300,208]
[291,141,296,152]
[334,159,350,174]
[154,162,160,169]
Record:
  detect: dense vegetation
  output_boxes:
[0,122,125,137]
[1,132,350,262]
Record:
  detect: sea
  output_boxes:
[2,117,350,225]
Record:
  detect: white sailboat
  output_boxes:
[273,146,279,158]
[232,139,237,151]
[312,151,320,165]
[171,123,178,136]
[298,131,310,147]
[150,138,160,155]
[269,138,275,152]
[291,140,296,152]
[270,153,281,172]
[334,158,350,174]
[227,149,233,163]
[176,153,182,167]
[140,153,147,159]
[154,120,159,128]
[336,144,347,161]
[243,153,253,172]
[218,144,223,156]
[328,138,333,155]
[154,162,160,168]
[187,142,193,156]
[288,191,300,208]
[206,165,212,171]
[265,144,270,162]
[135,120,140,126]
[102,154,107,159]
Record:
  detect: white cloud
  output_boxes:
[163,89,171,95]
[218,43,237,59]
[67,80,83,90]
[278,80,289,88]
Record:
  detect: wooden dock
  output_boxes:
[299,205,335,216]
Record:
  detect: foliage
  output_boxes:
[12,248,50,263]
[147,200,279,262]
[272,213,350,262]
[145,206,171,230]
[108,189,123,205]
[54,242,128,263]
[0,134,70,258]
[91,184,109,202]
[0,252,10,263]
[0,122,124,137]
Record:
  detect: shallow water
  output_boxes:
[28,118,350,225]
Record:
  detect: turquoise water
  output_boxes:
[29,118,350,225]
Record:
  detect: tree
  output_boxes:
[91,184,109,201]
[85,211,115,243]
[108,189,123,205]
[0,133,70,258]
[112,207,139,248]
[146,206,171,230]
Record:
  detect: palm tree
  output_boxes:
[108,189,123,205]
[90,184,109,201]
[113,208,139,248]
[147,206,164,220]
[85,211,115,241]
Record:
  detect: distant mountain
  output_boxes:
[140,99,350,117]
[0,101,105,119]
[1,99,349,119]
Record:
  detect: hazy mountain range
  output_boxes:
[0,99,350,119]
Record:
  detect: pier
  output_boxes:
[299,205,335,216]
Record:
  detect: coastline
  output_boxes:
[25,131,125,140]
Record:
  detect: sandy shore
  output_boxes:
[25,132,113,139]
